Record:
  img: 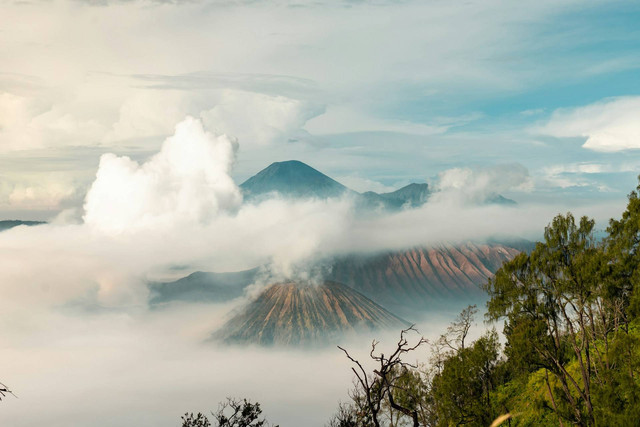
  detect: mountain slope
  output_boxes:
[148,268,259,305]
[240,160,350,200]
[486,193,517,205]
[150,242,529,316]
[240,160,516,209]
[214,281,408,346]
[328,242,522,313]
[360,183,431,210]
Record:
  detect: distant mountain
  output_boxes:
[213,280,408,346]
[150,241,530,317]
[148,268,259,305]
[327,242,524,315]
[486,193,517,205]
[360,183,431,210]
[0,220,46,232]
[240,160,517,209]
[240,160,351,201]
[240,160,431,210]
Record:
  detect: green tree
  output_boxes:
[430,328,501,426]
[484,213,602,425]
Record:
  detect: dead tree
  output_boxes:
[0,382,15,401]
[338,326,428,427]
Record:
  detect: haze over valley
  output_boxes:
[2,1,640,426]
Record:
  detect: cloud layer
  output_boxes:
[539,97,640,152]
[0,114,629,426]
[1,0,639,424]
[430,164,531,204]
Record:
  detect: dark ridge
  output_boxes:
[359,183,430,210]
[485,193,517,205]
[0,220,46,232]
[148,268,259,305]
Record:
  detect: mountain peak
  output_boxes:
[240,160,515,208]
[240,160,349,200]
[213,280,408,346]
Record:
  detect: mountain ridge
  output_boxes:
[240,160,352,201]
[239,159,516,208]
[327,242,523,315]
[0,220,46,232]
[150,241,530,316]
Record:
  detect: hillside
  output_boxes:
[149,242,528,316]
[148,268,259,305]
[328,242,523,313]
[213,280,408,346]
[359,183,431,210]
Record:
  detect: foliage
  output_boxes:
[181,398,277,427]
[182,178,640,427]
[182,412,211,427]
[330,177,640,426]
[214,398,275,427]
[430,329,501,426]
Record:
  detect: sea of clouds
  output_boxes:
[0,116,625,426]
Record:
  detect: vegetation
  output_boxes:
[183,179,640,425]
[181,398,278,427]
[326,179,640,426]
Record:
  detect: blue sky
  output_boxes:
[1,0,640,219]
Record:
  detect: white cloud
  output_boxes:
[541,162,615,177]
[6,181,76,211]
[200,89,323,147]
[536,162,631,192]
[0,92,107,151]
[84,116,242,233]
[430,164,531,204]
[0,170,83,212]
[334,175,397,193]
[538,96,640,152]
[305,105,450,136]
[103,90,196,143]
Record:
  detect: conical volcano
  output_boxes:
[214,280,408,346]
[240,160,350,200]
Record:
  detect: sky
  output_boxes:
[1,0,640,220]
[2,0,640,425]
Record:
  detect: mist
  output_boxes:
[0,116,628,426]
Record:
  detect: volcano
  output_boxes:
[240,160,350,200]
[150,241,530,316]
[239,160,516,208]
[239,160,434,209]
[213,280,408,346]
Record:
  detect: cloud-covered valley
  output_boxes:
[1,0,640,425]
[0,112,631,426]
